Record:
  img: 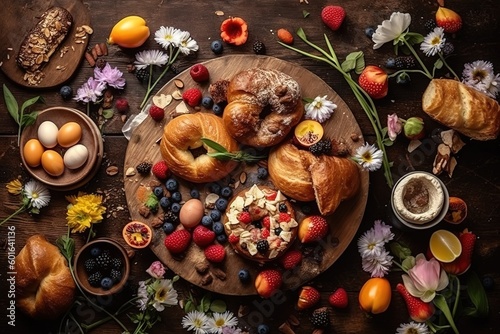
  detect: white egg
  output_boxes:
[63,144,89,169]
[37,121,59,148]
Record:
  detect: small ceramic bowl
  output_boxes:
[390,171,449,230]
[74,238,130,296]
[20,106,102,190]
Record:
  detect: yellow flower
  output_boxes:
[6,179,23,195]
[66,193,106,233]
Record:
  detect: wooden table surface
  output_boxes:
[1,0,499,333]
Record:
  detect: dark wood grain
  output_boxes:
[0,0,499,333]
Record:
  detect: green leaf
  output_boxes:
[434,58,444,70]
[341,59,356,73]
[433,294,460,334]
[405,32,424,45]
[346,51,363,61]
[302,97,314,104]
[184,300,196,313]
[463,271,489,318]
[102,108,114,119]
[21,112,39,127]
[199,295,211,313]
[207,152,232,161]
[296,27,307,41]
[209,299,227,313]
[3,84,19,123]
[302,10,310,18]
[200,137,228,153]
[389,241,412,261]
[20,95,42,114]
[355,56,365,75]
[56,235,75,262]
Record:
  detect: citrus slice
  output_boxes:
[122,221,152,249]
[429,229,462,263]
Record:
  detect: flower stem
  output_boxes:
[433,294,460,334]
[451,275,460,317]
[81,299,137,331]
[403,40,433,79]
[0,205,27,227]
[438,53,460,80]
[388,69,434,78]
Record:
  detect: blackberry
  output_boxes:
[111,257,123,270]
[442,42,455,56]
[88,271,103,287]
[424,18,437,32]
[253,40,266,55]
[84,258,98,273]
[310,307,331,328]
[136,162,152,175]
[135,68,150,83]
[278,203,287,213]
[110,269,122,283]
[395,56,416,69]
[309,139,332,156]
[256,240,269,253]
[170,63,183,74]
[164,210,179,224]
[96,251,112,269]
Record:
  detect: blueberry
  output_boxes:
[153,186,164,198]
[165,178,178,192]
[171,191,182,203]
[90,247,102,257]
[385,57,396,69]
[482,276,495,290]
[274,227,282,236]
[162,222,175,234]
[257,324,270,334]
[201,96,213,109]
[257,167,268,179]
[220,186,233,198]
[216,233,227,243]
[101,277,114,290]
[59,85,73,99]
[364,26,375,38]
[212,103,224,115]
[171,202,181,213]
[210,40,223,54]
[190,188,200,199]
[160,197,171,210]
[207,182,221,194]
[210,209,222,222]
[238,269,250,283]
[213,222,224,235]
[201,215,214,227]
[253,220,262,228]
[215,198,228,211]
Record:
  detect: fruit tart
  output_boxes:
[224,184,298,263]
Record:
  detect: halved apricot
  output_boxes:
[444,197,467,224]
[294,120,324,147]
[122,221,152,249]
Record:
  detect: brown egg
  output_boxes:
[179,199,204,228]
[57,122,82,148]
[41,150,65,176]
[23,139,45,167]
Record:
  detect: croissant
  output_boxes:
[422,79,500,140]
[16,234,75,319]
[268,142,360,216]
[160,113,239,183]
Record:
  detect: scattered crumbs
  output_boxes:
[215,10,224,16]
[0,61,3,67]
[7,47,13,51]
[6,54,10,60]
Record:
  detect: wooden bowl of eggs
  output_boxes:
[20,107,103,190]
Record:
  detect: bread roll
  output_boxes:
[160,113,239,183]
[16,234,75,319]
[268,142,360,216]
[422,79,500,140]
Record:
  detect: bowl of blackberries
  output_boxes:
[74,238,130,296]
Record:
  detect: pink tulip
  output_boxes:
[387,113,402,141]
[146,260,166,279]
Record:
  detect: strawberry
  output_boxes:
[149,105,165,121]
[440,229,476,275]
[358,65,389,99]
[396,283,435,322]
[151,160,169,180]
[277,28,294,45]
[182,88,203,107]
[436,7,462,34]
[238,212,252,224]
[255,269,283,298]
[228,233,240,244]
[298,216,329,243]
[192,225,216,248]
[114,97,129,113]
[328,288,348,309]
[264,190,277,201]
[262,216,271,229]
[189,63,210,82]
[164,229,191,254]
[321,5,346,31]
[279,212,291,223]
[280,250,303,270]
[204,244,226,262]
[297,286,321,310]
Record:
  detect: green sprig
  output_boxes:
[200,138,267,163]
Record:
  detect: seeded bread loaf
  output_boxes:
[16,7,73,72]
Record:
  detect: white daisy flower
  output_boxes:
[396,321,430,334]
[485,73,500,98]
[357,228,385,259]
[178,31,199,55]
[420,27,446,57]
[304,95,337,123]
[182,310,211,334]
[151,279,178,312]
[361,250,393,278]
[207,311,239,334]
[372,12,412,49]
[154,26,182,49]
[353,142,384,171]
[462,60,500,98]
[134,50,169,70]
[23,180,50,209]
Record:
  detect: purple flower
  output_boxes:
[94,63,126,89]
[74,77,106,103]
[387,113,402,141]
[146,260,166,279]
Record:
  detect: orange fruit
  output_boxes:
[429,229,462,263]
[122,221,152,249]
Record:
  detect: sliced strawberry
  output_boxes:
[358,65,388,99]
[255,269,283,298]
[297,286,321,310]
[298,216,329,243]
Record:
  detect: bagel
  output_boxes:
[223,68,304,147]
[160,113,239,183]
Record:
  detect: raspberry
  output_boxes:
[204,244,226,262]
[152,160,169,180]
[309,139,332,156]
[279,212,291,222]
[238,212,252,224]
[182,88,203,107]
[261,228,270,239]
[262,216,271,229]
[115,97,129,113]
[136,162,152,175]
[253,40,266,55]
[135,68,150,83]
[228,234,239,244]
[149,105,165,121]
[189,64,210,82]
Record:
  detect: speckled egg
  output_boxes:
[179,199,204,228]
[37,121,59,148]
[41,150,65,176]
[57,122,82,148]
[23,138,45,167]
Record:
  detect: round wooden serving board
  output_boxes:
[123,55,369,295]
[0,0,90,88]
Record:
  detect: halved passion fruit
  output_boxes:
[122,221,152,249]
[294,120,324,147]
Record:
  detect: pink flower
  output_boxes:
[74,77,106,103]
[387,113,402,141]
[402,253,449,303]
[94,63,126,89]
[146,260,166,279]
